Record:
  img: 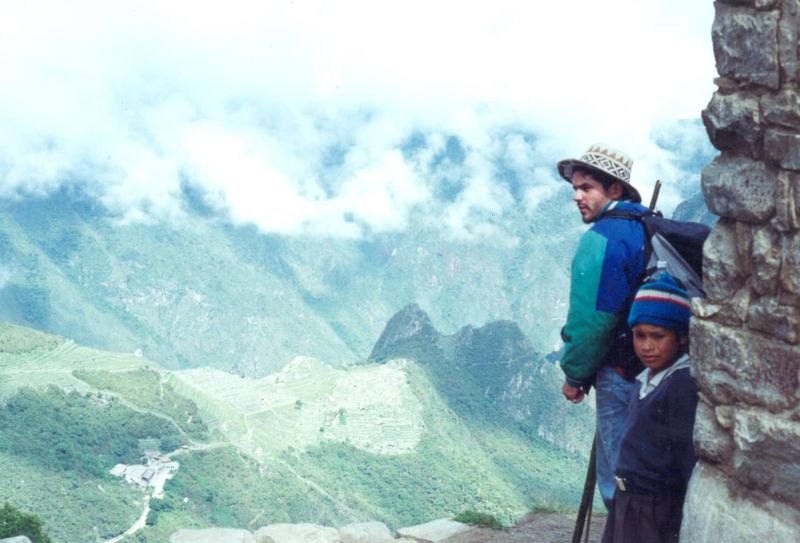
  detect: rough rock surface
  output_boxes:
[701,155,777,222]
[169,515,605,543]
[255,523,340,543]
[702,92,762,156]
[682,464,799,542]
[693,400,734,464]
[170,528,256,543]
[396,519,472,542]
[338,521,394,543]
[685,0,800,539]
[443,513,606,543]
[712,4,780,89]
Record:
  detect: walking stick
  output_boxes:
[584,487,594,543]
[572,436,597,543]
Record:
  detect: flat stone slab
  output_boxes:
[256,523,340,543]
[396,519,472,542]
[0,537,33,543]
[339,521,394,543]
[170,528,256,543]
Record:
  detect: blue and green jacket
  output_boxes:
[561,200,648,388]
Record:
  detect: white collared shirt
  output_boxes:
[636,354,691,399]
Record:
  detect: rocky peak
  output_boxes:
[369,303,440,363]
[454,320,532,369]
[369,304,546,403]
[367,304,594,453]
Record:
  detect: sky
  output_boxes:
[0,0,716,239]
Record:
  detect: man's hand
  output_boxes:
[562,383,586,404]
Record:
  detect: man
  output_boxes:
[556,143,649,509]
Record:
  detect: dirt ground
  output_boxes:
[446,512,607,543]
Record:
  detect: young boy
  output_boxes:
[602,273,699,543]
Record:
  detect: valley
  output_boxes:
[0,314,594,542]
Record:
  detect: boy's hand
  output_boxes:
[562,383,585,404]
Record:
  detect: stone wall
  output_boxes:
[682,0,800,540]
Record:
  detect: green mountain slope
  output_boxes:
[672,191,718,226]
[0,322,150,403]
[0,191,359,373]
[370,304,595,454]
[0,318,594,542]
[0,187,576,376]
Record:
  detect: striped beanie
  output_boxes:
[627,273,691,335]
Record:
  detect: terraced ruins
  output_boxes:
[168,357,425,458]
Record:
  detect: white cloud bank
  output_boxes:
[0,0,715,237]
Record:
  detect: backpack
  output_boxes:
[606,209,711,296]
[602,209,711,379]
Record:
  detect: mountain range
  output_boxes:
[0,123,717,541]
[0,184,576,377]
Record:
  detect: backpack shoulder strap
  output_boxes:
[602,208,654,222]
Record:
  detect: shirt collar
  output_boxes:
[636,354,691,399]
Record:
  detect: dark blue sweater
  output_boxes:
[615,367,698,495]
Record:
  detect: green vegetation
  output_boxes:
[528,499,578,514]
[0,502,52,543]
[0,319,594,540]
[0,384,167,542]
[286,361,590,528]
[258,359,590,529]
[0,386,186,477]
[0,328,189,541]
[0,322,63,354]
[73,369,208,439]
[0,450,141,542]
[371,309,595,463]
[0,324,150,404]
[293,440,516,527]
[110,355,591,540]
[453,510,503,529]
[9,284,50,328]
[135,447,347,542]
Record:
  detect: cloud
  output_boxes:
[0,0,716,237]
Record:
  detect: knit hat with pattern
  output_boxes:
[627,273,691,335]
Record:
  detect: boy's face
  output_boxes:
[632,323,686,374]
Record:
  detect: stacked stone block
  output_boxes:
[681,1,800,540]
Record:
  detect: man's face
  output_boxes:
[571,171,614,224]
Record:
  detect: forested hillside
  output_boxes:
[0,317,592,542]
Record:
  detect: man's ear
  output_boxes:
[679,335,689,348]
[608,181,625,200]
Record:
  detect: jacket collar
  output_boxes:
[594,199,651,223]
[593,200,620,222]
[636,354,691,399]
